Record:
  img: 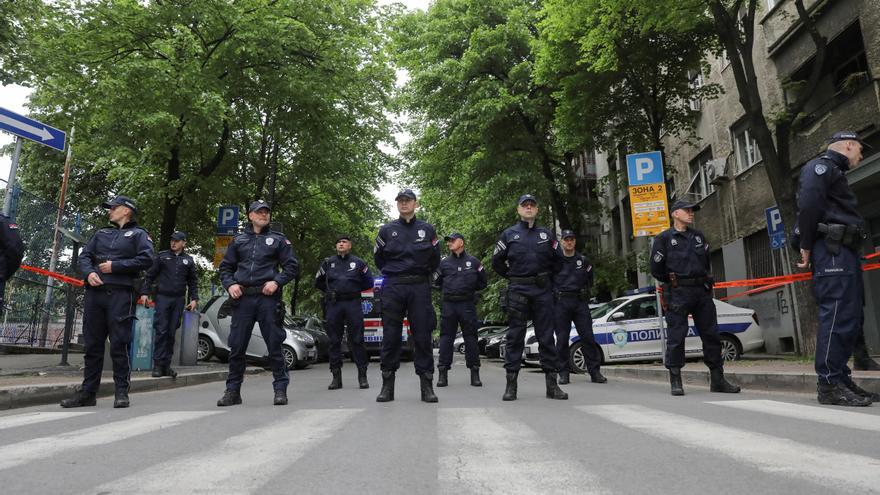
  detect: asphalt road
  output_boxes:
[0,357,878,495]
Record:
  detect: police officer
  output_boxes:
[434,232,487,387]
[217,200,299,407]
[492,194,567,401]
[373,188,440,403]
[141,231,198,378]
[796,131,877,406]
[61,196,154,408]
[554,229,604,385]
[315,234,374,390]
[0,212,24,315]
[650,200,740,396]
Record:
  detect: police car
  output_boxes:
[523,292,764,372]
[360,279,415,359]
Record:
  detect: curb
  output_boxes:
[600,366,880,395]
[0,367,266,410]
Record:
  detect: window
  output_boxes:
[732,126,762,173]
[719,49,730,69]
[766,0,778,9]
[688,69,703,111]
[744,230,785,280]
[615,298,658,321]
[687,148,714,200]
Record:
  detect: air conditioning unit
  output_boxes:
[706,158,730,185]
[689,99,701,112]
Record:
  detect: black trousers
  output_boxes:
[81,286,137,393]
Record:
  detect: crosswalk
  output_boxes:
[0,399,877,494]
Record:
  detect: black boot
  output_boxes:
[328,368,342,390]
[710,368,741,393]
[470,367,482,387]
[376,371,395,402]
[502,371,518,401]
[163,366,178,378]
[274,389,288,406]
[152,364,163,378]
[217,389,242,407]
[590,369,608,383]
[853,336,880,371]
[818,382,872,407]
[545,372,569,400]
[437,367,448,387]
[358,368,369,389]
[842,376,880,402]
[420,374,438,403]
[60,390,96,408]
[669,368,684,396]
[113,390,130,408]
[558,370,570,385]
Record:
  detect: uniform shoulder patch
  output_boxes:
[814,163,827,175]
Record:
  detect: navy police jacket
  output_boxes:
[79,221,154,288]
[796,149,863,251]
[0,213,24,280]
[492,220,563,278]
[433,251,487,297]
[649,227,710,283]
[374,216,441,277]
[143,250,199,300]
[553,252,594,292]
[219,224,299,290]
[315,254,374,294]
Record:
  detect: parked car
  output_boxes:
[563,294,764,373]
[484,329,508,358]
[197,295,317,370]
[286,315,331,362]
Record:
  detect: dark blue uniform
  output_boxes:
[434,251,487,370]
[220,225,299,393]
[649,227,722,370]
[797,149,865,386]
[315,254,374,370]
[143,250,198,368]
[553,252,601,375]
[374,216,440,375]
[0,213,24,314]
[492,221,562,372]
[78,222,154,394]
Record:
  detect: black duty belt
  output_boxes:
[241,286,266,296]
[387,275,429,285]
[88,283,134,292]
[443,293,474,302]
[157,291,185,298]
[554,290,584,298]
[328,291,360,301]
[817,223,866,248]
[674,276,710,287]
[508,273,549,285]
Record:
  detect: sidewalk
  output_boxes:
[600,354,880,395]
[0,350,265,410]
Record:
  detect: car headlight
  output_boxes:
[489,336,501,344]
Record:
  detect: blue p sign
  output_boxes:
[765,206,784,236]
[216,205,239,235]
[626,151,665,186]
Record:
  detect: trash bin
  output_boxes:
[130,305,154,371]
[172,310,200,366]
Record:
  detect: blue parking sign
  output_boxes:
[626,151,665,186]
[765,206,786,250]
[216,205,239,235]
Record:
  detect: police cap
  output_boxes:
[828,131,873,149]
[444,232,464,242]
[170,231,187,241]
[670,200,701,213]
[248,200,271,213]
[336,234,351,243]
[518,194,538,206]
[395,188,417,201]
[560,229,576,239]
[101,195,138,214]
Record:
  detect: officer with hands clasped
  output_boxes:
[434,232,487,388]
[61,196,154,408]
[315,234,374,390]
[796,131,878,406]
[650,200,740,396]
[492,194,568,401]
[141,230,198,379]
[373,188,441,403]
[217,200,299,407]
[554,229,604,385]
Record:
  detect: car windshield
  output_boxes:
[591,299,627,319]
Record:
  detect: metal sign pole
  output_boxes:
[2,137,23,216]
[650,236,667,366]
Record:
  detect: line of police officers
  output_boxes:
[54,129,880,408]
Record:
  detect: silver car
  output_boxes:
[197,295,317,370]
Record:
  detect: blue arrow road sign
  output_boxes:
[216,205,239,235]
[765,206,786,250]
[0,107,66,152]
[626,151,665,186]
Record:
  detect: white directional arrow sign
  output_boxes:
[0,106,66,151]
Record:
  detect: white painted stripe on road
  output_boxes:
[579,405,880,492]
[0,411,92,432]
[708,399,880,432]
[0,411,220,471]
[88,408,361,494]
[439,408,608,495]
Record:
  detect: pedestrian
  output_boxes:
[554,229,604,385]
[649,200,740,396]
[434,232,487,388]
[216,200,299,407]
[373,188,440,403]
[140,230,198,378]
[0,212,24,315]
[61,196,154,408]
[796,131,878,406]
[492,194,568,401]
[315,234,374,390]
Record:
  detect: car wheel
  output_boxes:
[197,335,214,361]
[282,345,298,370]
[457,343,466,354]
[720,335,742,361]
[569,342,588,374]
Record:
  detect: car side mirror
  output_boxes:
[611,311,625,321]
